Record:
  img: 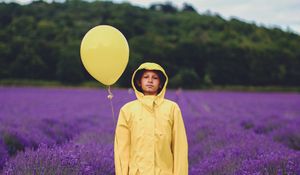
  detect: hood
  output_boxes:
[131,62,168,108]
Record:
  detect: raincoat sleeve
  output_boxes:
[171,104,188,175]
[114,107,130,175]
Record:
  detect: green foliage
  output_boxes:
[2,132,25,156]
[169,68,200,88]
[0,0,300,87]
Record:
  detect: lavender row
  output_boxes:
[0,87,300,174]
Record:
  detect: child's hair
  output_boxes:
[134,69,166,94]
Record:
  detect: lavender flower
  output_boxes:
[0,87,299,174]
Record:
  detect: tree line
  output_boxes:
[0,0,300,88]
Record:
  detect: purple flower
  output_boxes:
[1,87,300,174]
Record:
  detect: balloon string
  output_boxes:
[107,85,116,124]
[107,86,123,175]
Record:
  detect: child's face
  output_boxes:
[140,70,161,95]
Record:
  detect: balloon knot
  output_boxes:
[107,94,114,100]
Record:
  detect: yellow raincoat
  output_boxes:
[114,62,188,175]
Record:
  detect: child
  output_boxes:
[114,62,188,175]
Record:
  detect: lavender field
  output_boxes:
[0,87,300,175]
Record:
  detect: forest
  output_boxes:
[0,0,300,88]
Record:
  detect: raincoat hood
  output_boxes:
[131,62,168,108]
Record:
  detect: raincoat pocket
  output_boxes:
[158,117,171,138]
[131,116,144,137]
[160,115,172,130]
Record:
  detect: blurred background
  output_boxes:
[0,0,300,91]
[1,1,300,174]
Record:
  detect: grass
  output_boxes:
[0,79,299,92]
[204,85,300,92]
[0,79,104,88]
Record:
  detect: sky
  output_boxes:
[3,0,300,34]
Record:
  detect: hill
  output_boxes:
[0,0,300,88]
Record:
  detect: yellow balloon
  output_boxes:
[80,25,129,85]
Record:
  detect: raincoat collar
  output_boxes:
[131,62,168,110]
